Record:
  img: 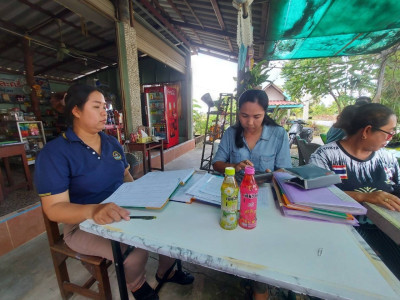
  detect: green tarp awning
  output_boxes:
[264,0,400,60]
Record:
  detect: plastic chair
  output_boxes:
[42,211,112,300]
[295,137,320,165]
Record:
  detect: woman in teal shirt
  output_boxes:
[213,89,291,300]
[212,89,291,174]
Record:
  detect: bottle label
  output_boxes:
[220,186,239,230]
[239,192,258,229]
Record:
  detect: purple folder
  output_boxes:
[274,171,367,215]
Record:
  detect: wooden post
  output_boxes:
[117,0,130,23]
[22,38,40,119]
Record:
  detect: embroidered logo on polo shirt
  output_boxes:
[112,151,122,160]
[332,165,347,179]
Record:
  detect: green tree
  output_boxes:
[192,99,207,135]
[281,56,378,112]
[381,49,400,118]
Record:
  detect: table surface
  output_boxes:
[365,203,400,245]
[80,184,400,300]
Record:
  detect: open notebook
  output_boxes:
[102,169,195,209]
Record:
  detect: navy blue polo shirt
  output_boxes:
[35,127,128,205]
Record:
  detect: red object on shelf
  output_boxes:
[104,124,124,144]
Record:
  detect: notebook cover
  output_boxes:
[284,165,341,189]
[273,171,367,215]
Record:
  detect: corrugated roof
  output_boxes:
[132,0,266,62]
[269,100,302,107]
[0,0,117,82]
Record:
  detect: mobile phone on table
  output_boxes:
[235,171,273,185]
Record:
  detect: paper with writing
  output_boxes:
[102,169,195,208]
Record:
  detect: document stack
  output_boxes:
[170,172,223,205]
[273,171,367,225]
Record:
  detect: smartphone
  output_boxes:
[235,171,273,185]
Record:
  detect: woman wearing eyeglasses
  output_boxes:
[309,103,400,211]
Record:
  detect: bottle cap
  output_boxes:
[244,166,255,175]
[225,167,235,176]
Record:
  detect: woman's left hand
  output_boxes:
[351,191,400,211]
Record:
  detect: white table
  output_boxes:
[365,203,400,245]
[80,184,400,300]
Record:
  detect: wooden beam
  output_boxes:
[209,0,234,52]
[22,38,40,119]
[210,0,226,30]
[17,0,109,44]
[35,42,115,75]
[0,18,66,48]
[192,42,237,58]
[182,0,204,28]
[260,2,269,40]
[164,0,204,46]
[171,20,236,38]
[28,9,72,35]
[152,0,198,53]
[138,0,191,48]
[198,49,237,61]
[167,0,185,21]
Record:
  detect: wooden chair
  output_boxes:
[42,212,112,300]
[295,137,320,165]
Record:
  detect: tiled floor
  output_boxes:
[0,165,40,217]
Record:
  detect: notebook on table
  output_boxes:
[102,168,195,209]
[273,171,367,215]
[283,164,341,189]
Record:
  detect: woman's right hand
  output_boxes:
[358,191,400,211]
[90,203,130,225]
[234,160,254,172]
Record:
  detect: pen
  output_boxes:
[129,216,157,220]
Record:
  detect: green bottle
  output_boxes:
[220,167,239,230]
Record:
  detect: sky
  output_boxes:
[191,54,288,112]
[191,54,237,112]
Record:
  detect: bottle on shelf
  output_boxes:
[220,167,239,230]
[239,166,259,229]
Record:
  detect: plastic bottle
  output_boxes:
[220,167,239,230]
[239,166,259,229]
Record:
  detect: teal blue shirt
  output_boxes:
[212,125,292,172]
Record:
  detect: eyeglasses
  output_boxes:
[372,127,396,140]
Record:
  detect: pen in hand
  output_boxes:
[129,216,157,220]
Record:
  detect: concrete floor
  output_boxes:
[0,142,315,300]
[0,144,257,300]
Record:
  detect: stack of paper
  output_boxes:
[170,173,223,205]
[102,169,195,209]
[273,171,367,225]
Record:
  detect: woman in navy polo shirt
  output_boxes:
[35,85,193,300]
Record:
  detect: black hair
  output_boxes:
[64,84,102,126]
[354,96,372,106]
[234,89,279,148]
[335,103,395,136]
